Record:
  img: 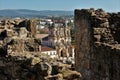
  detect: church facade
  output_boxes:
[47,20,74,58]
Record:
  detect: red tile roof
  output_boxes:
[41,46,55,52]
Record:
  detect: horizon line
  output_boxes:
[0,8,119,13]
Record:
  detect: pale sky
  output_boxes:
[0,0,119,12]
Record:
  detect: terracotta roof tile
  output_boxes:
[41,46,55,52]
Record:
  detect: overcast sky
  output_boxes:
[0,0,119,12]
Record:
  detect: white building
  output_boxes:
[41,46,57,58]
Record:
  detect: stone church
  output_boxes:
[47,20,74,58]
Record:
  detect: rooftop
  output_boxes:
[41,46,55,52]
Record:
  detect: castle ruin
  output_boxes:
[75,8,120,80]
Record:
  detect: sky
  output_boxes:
[0,0,119,12]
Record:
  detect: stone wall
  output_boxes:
[7,38,41,56]
[15,20,37,37]
[0,56,81,80]
[75,8,120,80]
[108,13,120,43]
[92,43,120,80]
[0,19,40,56]
[75,9,93,80]
[0,18,81,80]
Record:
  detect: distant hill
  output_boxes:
[0,9,73,17]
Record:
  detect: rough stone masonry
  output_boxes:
[75,8,120,80]
[0,18,81,80]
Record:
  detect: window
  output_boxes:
[53,52,55,55]
[50,52,52,55]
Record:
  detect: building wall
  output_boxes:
[75,9,93,80]
[41,50,57,58]
[92,43,120,80]
[48,23,72,58]
[75,9,120,80]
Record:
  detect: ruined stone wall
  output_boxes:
[75,9,93,80]
[0,55,81,80]
[7,38,41,56]
[28,20,37,37]
[108,13,120,43]
[0,56,50,80]
[92,43,120,80]
[15,20,37,37]
[75,8,120,80]
[0,19,41,57]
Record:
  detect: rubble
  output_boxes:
[0,18,81,80]
[0,56,81,80]
[0,19,41,57]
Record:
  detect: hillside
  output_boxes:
[0,9,73,17]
